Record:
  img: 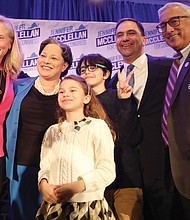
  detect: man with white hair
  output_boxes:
[157,2,190,219]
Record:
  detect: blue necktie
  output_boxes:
[126,64,135,87]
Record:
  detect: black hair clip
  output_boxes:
[74,122,81,131]
[73,118,90,131]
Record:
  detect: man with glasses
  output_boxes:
[157,2,190,219]
[109,18,174,220]
[156,16,190,34]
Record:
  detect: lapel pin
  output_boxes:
[185,62,189,68]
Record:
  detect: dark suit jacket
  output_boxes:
[97,89,142,189]
[109,54,173,189]
[168,52,190,199]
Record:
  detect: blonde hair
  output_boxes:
[0,15,23,80]
[57,74,116,140]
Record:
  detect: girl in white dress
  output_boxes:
[36,74,116,219]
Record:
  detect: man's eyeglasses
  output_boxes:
[156,16,190,33]
[78,64,107,75]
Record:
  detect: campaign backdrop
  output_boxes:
[10,18,175,77]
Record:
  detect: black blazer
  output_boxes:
[97,89,143,189]
[168,52,190,199]
[109,54,173,188]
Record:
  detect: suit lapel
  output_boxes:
[139,56,160,110]
[170,52,190,107]
[15,77,37,96]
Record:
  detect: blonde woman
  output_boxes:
[0,15,23,198]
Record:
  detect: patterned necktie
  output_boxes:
[126,64,135,87]
[162,52,182,145]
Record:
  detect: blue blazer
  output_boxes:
[6,77,37,180]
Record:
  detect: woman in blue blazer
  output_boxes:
[6,38,73,220]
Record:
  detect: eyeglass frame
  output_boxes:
[77,63,107,75]
[156,16,190,33]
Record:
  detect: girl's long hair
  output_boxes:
[57,74,116,140]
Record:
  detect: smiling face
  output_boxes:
[159,6,190,51]
[58,78,90,113]
[80,61,109,92]
[37,43,68,80]
[0,22,12,65]
[116,20,146,63]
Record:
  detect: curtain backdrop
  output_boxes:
[1,0,190,23]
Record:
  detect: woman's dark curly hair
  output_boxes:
[39,38,73,77]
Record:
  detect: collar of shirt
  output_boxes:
[123,53,147,76]
[122,53,148,107]
[179,43,190,65]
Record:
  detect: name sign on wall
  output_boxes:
[11,19,174,77]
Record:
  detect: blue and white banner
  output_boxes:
[11,19,175,77]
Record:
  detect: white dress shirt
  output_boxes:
[121,53,148,107]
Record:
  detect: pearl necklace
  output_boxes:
[34,77,61,96]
